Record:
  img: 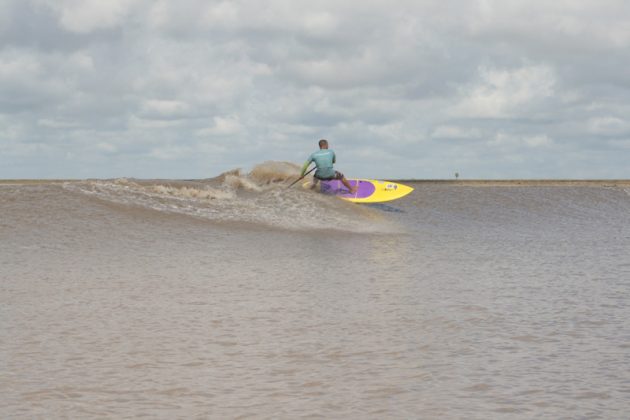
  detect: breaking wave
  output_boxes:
[62,161,398,233]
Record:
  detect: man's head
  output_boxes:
[318,139,328,149]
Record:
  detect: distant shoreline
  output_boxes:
[393,179,630,187]
[2,179,630,187]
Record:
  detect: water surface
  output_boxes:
[2,168,629,418]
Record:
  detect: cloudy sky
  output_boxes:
[1,0,629,179]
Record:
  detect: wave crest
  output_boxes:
[63,162,398,233]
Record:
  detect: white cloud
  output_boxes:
[199,2,240,28]
[453,65,556,118]
[128,115,184,129]
[68,51,95,71]
[432,126,482,140]
[45,0,139,33]
[466,1,630,50]
[0,49,42,80]
[0,0,628,178]
[0,117,22,142]
[37,118,82,129]
[588,117,630,136]
[140,100,191,119]
[607,139,630,149]
[149,144,193,160]
[488,132,554,149]
[524,134,553,148]
[301,11,340,37]
[96,142,118,153]
[196,115,243,137]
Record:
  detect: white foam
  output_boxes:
[62,163,400,234]
[223,174,262,192]
[248,161,300,184]
[150,184,235,200]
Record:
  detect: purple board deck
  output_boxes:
[304,179,414,203]
[320,179,375,199]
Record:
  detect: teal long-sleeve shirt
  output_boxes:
[301,149,336,179]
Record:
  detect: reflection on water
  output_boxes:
[366,203,406,213]
[1,182,629,418]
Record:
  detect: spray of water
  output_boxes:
[63,162,398,233]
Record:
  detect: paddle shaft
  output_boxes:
[287,167,316,188]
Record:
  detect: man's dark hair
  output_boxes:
[318,139,328,148]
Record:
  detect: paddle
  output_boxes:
[287,167,316,188]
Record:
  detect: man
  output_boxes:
[300,139,357,193]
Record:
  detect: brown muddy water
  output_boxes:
[2,165,630,418]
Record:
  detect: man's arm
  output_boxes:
[300,159,312,177]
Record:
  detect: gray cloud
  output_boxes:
[1,0,629,179]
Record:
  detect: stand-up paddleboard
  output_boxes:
[303,179,413,203]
